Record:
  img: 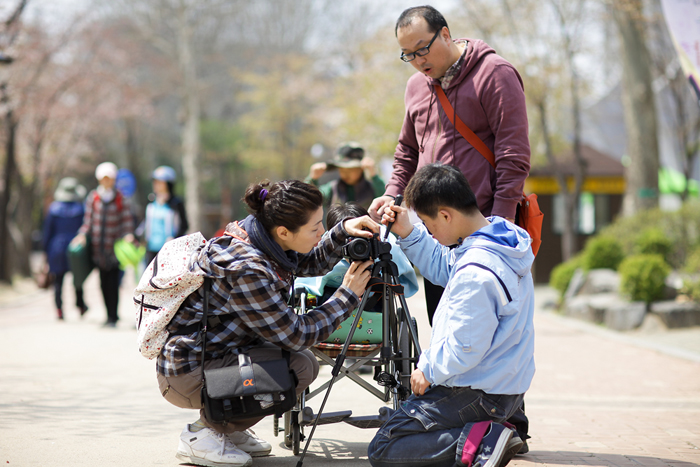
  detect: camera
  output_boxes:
[342,234,392,261]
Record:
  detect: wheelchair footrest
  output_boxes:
[342,415,385,429]
[342,406,395,429]
[300,407,352,426]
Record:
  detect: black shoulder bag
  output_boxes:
[199,279,298,424]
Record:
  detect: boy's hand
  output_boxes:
[342,259,373,298]
[410,368,431,396]
[381,203,413,239]
[343,215,379,238]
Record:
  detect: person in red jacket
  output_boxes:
[72,162,135,328]
[368,5,532,452]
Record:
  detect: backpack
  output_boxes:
[433,85,543,256]
[133,232,208,359]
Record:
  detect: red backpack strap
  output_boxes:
[433,85,496,168]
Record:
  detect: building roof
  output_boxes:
[529,144,625,178]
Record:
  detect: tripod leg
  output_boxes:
[295,279,376,466]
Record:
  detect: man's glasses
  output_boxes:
[400,28,442,62]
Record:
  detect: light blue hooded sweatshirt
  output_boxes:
[397,216,535,395]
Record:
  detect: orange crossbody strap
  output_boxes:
[433,84,496,168]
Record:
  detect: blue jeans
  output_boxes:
[368,386,524,467]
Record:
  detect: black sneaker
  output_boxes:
[498,430,524,467]
[473,423,513,467]
[517,440,529,454]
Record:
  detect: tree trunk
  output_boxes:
[177,7,202,234]
[0,84,17,283]
[613,0,659,215]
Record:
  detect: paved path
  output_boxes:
[1,271,699,466]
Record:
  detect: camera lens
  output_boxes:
[346,238,371,260]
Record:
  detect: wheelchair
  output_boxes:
[273,283,421,455]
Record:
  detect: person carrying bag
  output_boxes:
[152,179,378,467]
[198,278,298,424]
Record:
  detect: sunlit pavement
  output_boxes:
[1,270,699,466]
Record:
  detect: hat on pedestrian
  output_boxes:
[326,142,365,169]
[152,165,177,182]
[54,177,86,203]
[95,162,118,181]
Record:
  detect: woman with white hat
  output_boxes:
[43,177,88,320]
[72,162,135,327]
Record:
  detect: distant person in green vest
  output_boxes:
[306,142,386,212]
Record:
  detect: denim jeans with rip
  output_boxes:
[367,386,523,467]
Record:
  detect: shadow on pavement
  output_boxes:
[521,451,700,467]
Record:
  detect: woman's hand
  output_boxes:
[341,259,373,297]
[70,233,86,248]
[381,203,413,239]
[343,215,379,238]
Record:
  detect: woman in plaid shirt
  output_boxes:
[157,179,377,467]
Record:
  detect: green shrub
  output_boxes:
[634,228,672,262]
[582,235,625,270]
[618,254,671,304]
[550,255,585,297]
[680,278,700,302]
[683,246,700,274]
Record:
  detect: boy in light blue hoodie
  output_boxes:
[368,163,535,467]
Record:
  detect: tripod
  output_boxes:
[295,219,422,467]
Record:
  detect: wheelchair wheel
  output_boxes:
[283,410,303,455]
[398,317,418,392]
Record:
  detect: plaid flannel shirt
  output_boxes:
[79,190,134,270]
[157,222,360,376]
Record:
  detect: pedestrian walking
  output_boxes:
[138,165,188,267]
[71,162,135,328]
[42,177,88,320]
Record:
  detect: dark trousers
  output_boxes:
[423,276,530,441]
[53,272,85,311]
[368,386,523,467]
[99,266,121,323]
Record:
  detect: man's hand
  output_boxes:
[368,195,394,222]
[309,162,327,180]
[361,157,377,178]
[381,203,413,239]
[410,368,431,396]
[343,215,380,238]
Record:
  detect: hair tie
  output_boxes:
[259,189,268,202]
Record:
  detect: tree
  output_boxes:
[647,0,700,201]
[610,0,660,215]
[455,0,599,260]
[0,0,28,283]
[103,0,242,233]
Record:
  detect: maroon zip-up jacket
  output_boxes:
[385,39,530,219]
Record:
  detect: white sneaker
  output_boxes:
[227,429,272,457]
[176,425,253,467]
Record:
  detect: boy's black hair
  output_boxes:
[404,163,479,217]
[395,5,449,37]
[326,203,368,229]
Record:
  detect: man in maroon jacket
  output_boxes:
[368,4,531,452]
